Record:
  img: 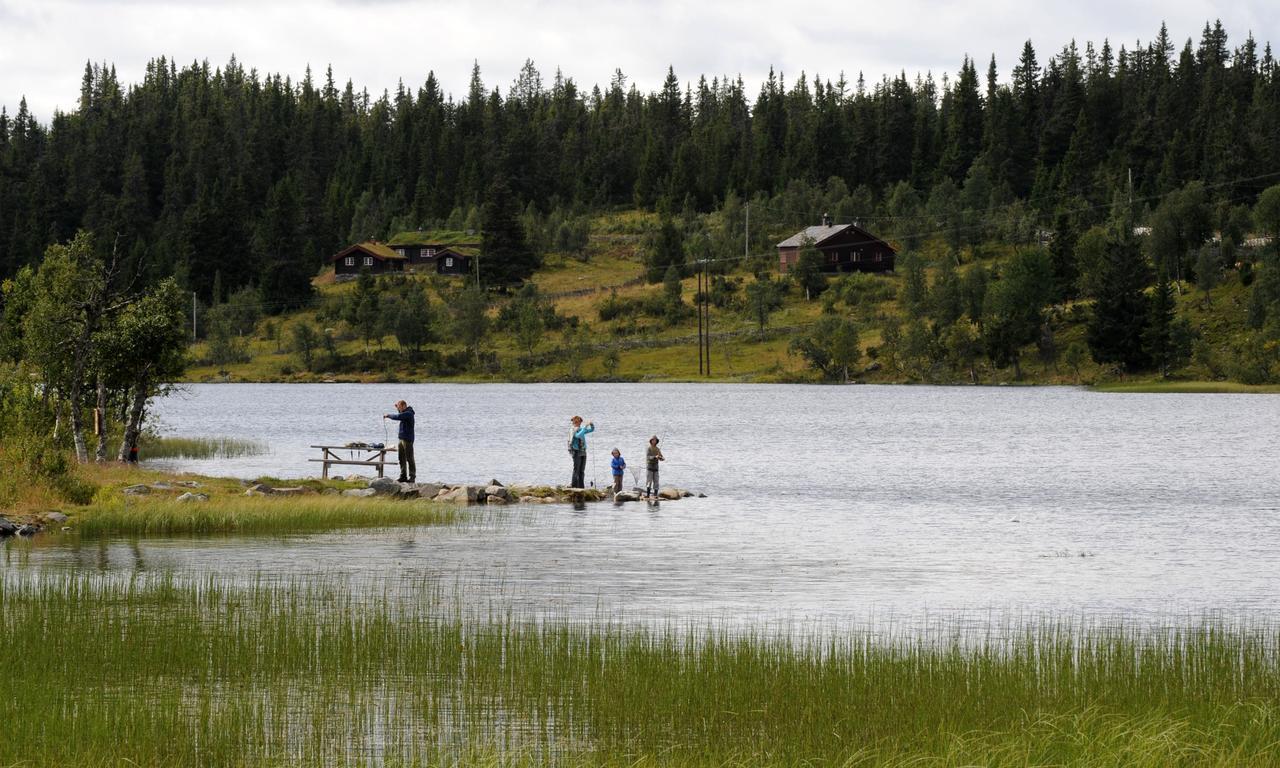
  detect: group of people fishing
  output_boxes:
[383,401,667,499]
[569,415,665,499]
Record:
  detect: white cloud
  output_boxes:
[1,0,1276,120]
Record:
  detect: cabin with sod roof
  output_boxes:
[776,215,897,274]
[434,246,476,276]
[387,229,482,272]
[331,241,407,277]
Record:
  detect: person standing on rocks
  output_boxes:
[609,448,626,496]
[568,416,594,488]
[644,436,664,499]
[384,400,416,483]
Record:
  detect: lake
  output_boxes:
[7,383,1280,630]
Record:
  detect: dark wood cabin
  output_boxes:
[435,246,476,276]
[331,241,408,276]
[387,230,482,272]
[776,215,897,274]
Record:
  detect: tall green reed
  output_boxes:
[2,573,1278,766]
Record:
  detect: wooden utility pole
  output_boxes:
[697,264,704,375]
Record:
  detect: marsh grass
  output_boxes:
[74,494,460,536]
[3,573,1279,766]
[139,434,268,459]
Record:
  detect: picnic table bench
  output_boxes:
[309,444,397,479]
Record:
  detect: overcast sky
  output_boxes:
[1,0,1277,120]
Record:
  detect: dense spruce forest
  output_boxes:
[1,20,1278,308]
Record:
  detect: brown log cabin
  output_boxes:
[387,230,481,272]
[331,241,407,276]
[777,215,897,274]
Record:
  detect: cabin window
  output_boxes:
[425,248,436,258]
[344,257,355,266]
[396,247,406,256]
[445,257,454,267]
[363,256,374,267]
[828,253,839,263]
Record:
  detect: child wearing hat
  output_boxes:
[644,436,664,499]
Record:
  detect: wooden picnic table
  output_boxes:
[309,444,396,479]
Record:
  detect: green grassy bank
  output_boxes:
[2,574,1278,766]
[1,460,458,535]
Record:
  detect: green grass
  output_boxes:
[2,573,1279,766]
[73,493,460,536]
[138,434,268,459]
[1093,380,1280,394]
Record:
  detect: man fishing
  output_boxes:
[568,415,594,489]
[383,400,415,483]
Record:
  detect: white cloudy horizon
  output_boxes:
[1,0,1277,121]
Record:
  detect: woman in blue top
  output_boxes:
[568,415,594,488]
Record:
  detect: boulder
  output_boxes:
[658,488,682,500]
[43,511,69,524]
[271,487,312,496]
[16,523,41,536]
[485,484,510,501]
[0,517,17,537]
[436,485,480,504]
[485,495,508,504]
[249,483,276,495]
[123,484,151,496]
[330,475,345,481]
[614,490,641,502]
[341,488,377,498]
[176,492,209,503]
[414,483,444,499]
[243,489,268,497]
[489,478,504,488]
[697,492,707,498]
[321,488,341,496]
[367,477,401,496]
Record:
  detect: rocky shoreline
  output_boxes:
[279,476,703,505]
[0,476,706,541]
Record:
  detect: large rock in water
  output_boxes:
[484,485,510,501]
[614,490,641,502]
[436,485,480,504]
[367,477,401,496]
[0,517,17,537]
[414,483,444,499]
[658,488,683,500]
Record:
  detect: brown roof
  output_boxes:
[331,241,408,262]
[776,223,896,251]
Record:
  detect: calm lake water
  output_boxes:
[7,383,1280,629]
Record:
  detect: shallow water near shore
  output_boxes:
[7,382,1280,630]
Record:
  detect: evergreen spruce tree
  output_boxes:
[1143,266,1176,376]
[479,177,539,287]
[255,175,313,312]
[1087,224,1151,370]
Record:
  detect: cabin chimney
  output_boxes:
[821,212,832,227]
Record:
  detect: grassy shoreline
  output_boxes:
[2,462,459,535]
[2,574,1279,766]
